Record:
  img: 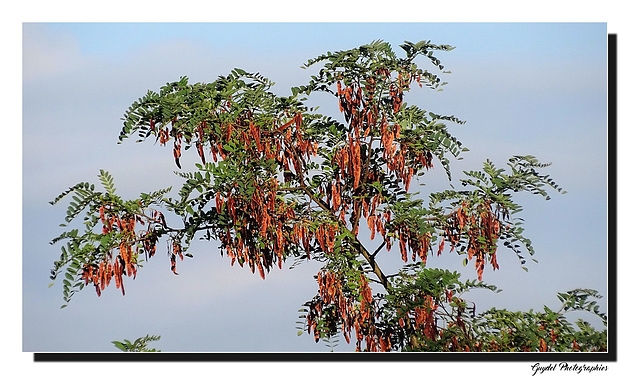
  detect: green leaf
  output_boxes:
[112,341,128,352]
[99,169,117,196]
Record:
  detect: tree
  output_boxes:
[49,40,604,352]
[112,335,161,352]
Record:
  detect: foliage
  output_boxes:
[49,40,602,352]
[49,170,171,306]
[112,335,161,352]
[375,267,606,352]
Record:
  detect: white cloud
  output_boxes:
[23,24,85,82]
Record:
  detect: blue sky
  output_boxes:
[22,22,608,353]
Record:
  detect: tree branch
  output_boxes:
[371,241,387,258]
[302,186,389,290]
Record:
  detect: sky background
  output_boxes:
[21,21,612,356]
[21,22,610,354]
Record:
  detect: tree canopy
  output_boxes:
[49,40,605,352]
